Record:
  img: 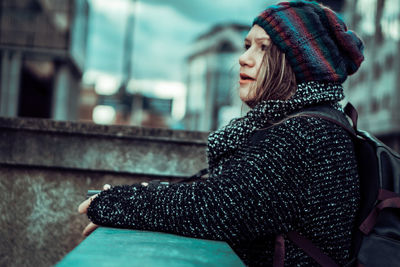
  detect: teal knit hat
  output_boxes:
[253,1,364,83]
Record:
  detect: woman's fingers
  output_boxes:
[83,222,98,236]
[78,184,111,214]
[79,184,111,236]
[78,194,98,214]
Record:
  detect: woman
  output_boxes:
[79,1,364,266]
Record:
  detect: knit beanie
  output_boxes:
[253,1,364,83]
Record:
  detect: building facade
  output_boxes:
[184,24,250,131]
[343,0,400,152]
[0,0,89,121]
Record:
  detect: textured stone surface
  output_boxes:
[0,166,164,267]
[0,117,208,177]
[0,116,208,143]
[56,227,245,267]
[0,117,208,267]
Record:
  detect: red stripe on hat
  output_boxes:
[286,7,339,81]
[324,8,363,66]
[265,15,313,80]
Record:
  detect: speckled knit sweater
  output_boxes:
[87,81,360,266]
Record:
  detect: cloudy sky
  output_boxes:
[85,0,277,84]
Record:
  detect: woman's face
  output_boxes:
[239,24,271,102]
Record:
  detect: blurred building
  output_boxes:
[0,0,89,120]
[343,0,400,152]
[127,80,185,129]
[184,23,250,131]
[80,73,185,129]
[78,84,97,122]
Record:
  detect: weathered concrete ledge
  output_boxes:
[0,117,209,143]
[0,116,210,267]
[0,116,209,177]
[56,227,245,267]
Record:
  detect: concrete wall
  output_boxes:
[0,117,208,267]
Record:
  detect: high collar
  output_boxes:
[207,81,344,170]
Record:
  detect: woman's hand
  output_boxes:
[78,184,111,236]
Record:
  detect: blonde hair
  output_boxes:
[244,42,297,108]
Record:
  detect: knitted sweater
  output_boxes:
[87,81,360,266]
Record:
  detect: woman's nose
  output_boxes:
[239,49,255,67]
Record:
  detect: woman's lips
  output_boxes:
[239,73,256,84]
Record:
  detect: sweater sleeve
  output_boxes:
[86,118,312,244]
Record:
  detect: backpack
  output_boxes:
[272,103,400,267]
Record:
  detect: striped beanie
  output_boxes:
[253,1,364,83]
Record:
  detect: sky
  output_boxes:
[85,0,277,84]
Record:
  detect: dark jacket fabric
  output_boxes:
[87,81,360,266]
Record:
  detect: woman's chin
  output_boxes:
[239,93,248,102]
[239,86,253,102]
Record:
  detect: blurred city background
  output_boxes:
[0,0,399,150]
[1,1,400,266]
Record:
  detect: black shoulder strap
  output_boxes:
[296,104,357,138]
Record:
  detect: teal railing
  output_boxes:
[56,227,245,267]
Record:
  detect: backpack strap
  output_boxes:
[296,103,357,138]
[273,231,340,267]
[344,102,359,132]
[272,103,359,267]
[359,189,400,235]
[273,234,285,267]
[287,232,340,267]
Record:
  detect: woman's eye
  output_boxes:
[261,44,267,51]
[244,44,250,50]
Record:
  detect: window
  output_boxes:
[371,98,379,113]
[356,0,377,35]
[373,63,382,80]
[381,0,400,41]
[385,54,394,70]
[382,94,391,109]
